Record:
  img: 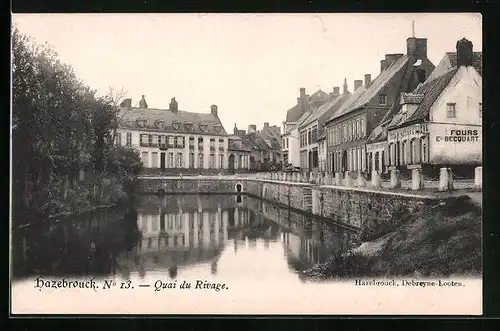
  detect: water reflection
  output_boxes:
[12,194,357,282]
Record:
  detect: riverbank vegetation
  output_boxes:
[303,196,482,279]
[12,27,142,226]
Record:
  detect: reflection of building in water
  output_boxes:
[117,195,229,276]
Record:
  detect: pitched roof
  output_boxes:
[285,89,330,122]
[427,51,482,81]
[228,136,253,152]
[299,93,348,129]
[387,69,457,129]
[118,107,226,135]
[325,86,367,124]
[347,55,410,114]
[447,51,482,76]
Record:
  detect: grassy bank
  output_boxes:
[302,195,482,279]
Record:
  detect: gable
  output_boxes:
[429,66,482,125]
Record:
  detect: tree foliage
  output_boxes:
[12,27,142,223]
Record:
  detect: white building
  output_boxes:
[281,88,330,168]
[385,38,482,174]
[116,96,230,173]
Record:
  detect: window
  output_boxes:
[198,153,204,168]
[141,152,148,167]
[311,126,318,142]
[198,137,204,150]
[479,103,482,118]
[209,153,215,168]
[126,132,132,146]
[219,154,224,168]
[189,153,195,168]
[116,132,122,146]
[210,138,216,151]
[343,124,347,142]
[140,134,149,147]
[168,153,174,168]
[446,103,456,118]
[360,118,365,137]
[159,135,166,148]
[378,94,388,105]
[176,153,183,168]
[175,136,184,148]
[189,137,195,149]
[219,138,225,151]
[151,134,158,147]
[356,120,360,139]
[152,152,158,168]
[168,136,175,148]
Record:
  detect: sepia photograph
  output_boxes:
[10,13,482,315]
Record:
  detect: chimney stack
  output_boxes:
[364,74,372,88]
[248,125,257,134]
[169,97,178,113]
[343,78,348,94]
[298,87,310,115]
[354,80,363,91]
[120,98,132,108]
[333,87,340,96]
[211,104,218,117]
[264,122,269,129]
[300,88,306,98]
[380,59,387,72]
[139,95,148,109]
[407,37,428,60]
[456,38,474,68]
[385,53,404,68]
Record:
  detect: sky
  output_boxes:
[12,13,482,133]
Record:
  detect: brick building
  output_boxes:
[324,35,436,175]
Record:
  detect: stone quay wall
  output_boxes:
[137,176,450,239]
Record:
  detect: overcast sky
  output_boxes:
[12,13,482,132]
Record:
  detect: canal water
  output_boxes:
[11,194,358,283]
[10,194,482,315]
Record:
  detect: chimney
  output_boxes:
[264,122,269,129]
[385,53,404,68]
[300,87,306,99]
[211,104,218,117]
[380,59,387,72]
[343,78,348,94]
[139,95,148,109]
[354,80,363,91]
[456,38,474,68]
[333,87,340,96]
[248,125,257,134]
[364,74,372,88]
[169,97,178,113]
[298,88,310,115]
[120,98,132,108]
[407,37,428,60]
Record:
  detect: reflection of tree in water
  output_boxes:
[12,207,140,279]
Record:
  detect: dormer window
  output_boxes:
[184,122,193,131]
[172,121,181,130]
[155,120,165,129]
[199,124,208,132]
[378,94,388,105]
[214,125,223,134]
[136,118,147,128]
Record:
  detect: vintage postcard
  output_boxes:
[10,13,482,315]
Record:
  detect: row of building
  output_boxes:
[282,35,482,178]
[116,95,283,173]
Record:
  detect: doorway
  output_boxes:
[160,152,166,170]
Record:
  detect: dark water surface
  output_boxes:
[11,194,358,283]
